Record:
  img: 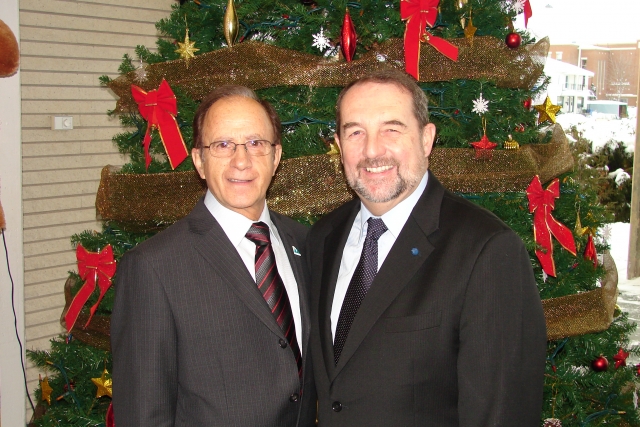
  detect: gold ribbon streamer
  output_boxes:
[108,36,549,113]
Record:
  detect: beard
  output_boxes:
[345,156,426,204]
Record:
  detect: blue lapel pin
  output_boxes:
[411,248,419,256]
[293,246,301,256]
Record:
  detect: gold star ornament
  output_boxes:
[464,18,477,42]
[91,368,113,398]
[534,96,561,124]
[175,28,199,63]
[40,375,53,405]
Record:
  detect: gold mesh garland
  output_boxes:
[95,124,573,227]
[59,250,619,346]
[108,36,549,113]
[542,251,618,340]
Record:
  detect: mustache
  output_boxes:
[356,157,400,169]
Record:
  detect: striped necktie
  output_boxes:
[246,222,302,378]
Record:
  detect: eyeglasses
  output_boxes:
[203,139,276,157]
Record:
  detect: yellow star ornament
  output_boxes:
[91,368,113,398]
[175,28,199,63]
[40,375,53,405]
[534,96,561,124]
[464,18,477,43]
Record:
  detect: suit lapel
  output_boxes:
[320,201,360,379]
[270,213,311,358]
[332,173,445,378]
[188,200,284,338]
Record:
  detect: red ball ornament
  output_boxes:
[523,98,532,109]
[505,32,521,49]
[591,355,609,372]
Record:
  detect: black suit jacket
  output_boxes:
[308,172,546,427]
[112,199,316,427]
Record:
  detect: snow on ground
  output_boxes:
[556,107,636,153]
[609,222,640,360]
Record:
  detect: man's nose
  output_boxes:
[229,144,252,168]
[363,133,386,158]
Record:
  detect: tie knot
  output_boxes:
[246,221,271,246]
[366,217,387,241]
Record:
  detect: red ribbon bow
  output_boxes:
[400,0,458,80]
[64,245,116,332]
[131,79,188,170]
[526,176,576,277]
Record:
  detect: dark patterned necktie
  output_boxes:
[334,217,388,365]
[246,222,302,378]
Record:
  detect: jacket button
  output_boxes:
[332,401,342,412]
[289,393,299,402]
[279,338,287,348]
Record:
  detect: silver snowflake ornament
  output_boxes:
[312,27,331,52]
[472,93,489,115]
[512,0,526,13]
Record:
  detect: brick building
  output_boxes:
[550,42,639,107]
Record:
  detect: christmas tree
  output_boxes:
[27,1,640,426]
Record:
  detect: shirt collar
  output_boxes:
[357,171,429,243]
[203,190,278,248]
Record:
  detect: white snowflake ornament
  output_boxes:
[510,0,526,13]
[312,27,331,52]
[472,93,489,115]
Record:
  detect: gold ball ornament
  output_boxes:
[224,0,239,47]
[39,375,53,405]
[504,134,520,150]
[175,28,200,64]
[91,368,113,398]
[534,96,561,124]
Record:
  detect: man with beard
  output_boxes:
[308,69,547,426]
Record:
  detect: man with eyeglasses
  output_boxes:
[111,86,316,427]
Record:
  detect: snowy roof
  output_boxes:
[544,58,595,77]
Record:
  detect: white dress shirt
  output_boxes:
[204,191,303,350]
[331,172,429,340]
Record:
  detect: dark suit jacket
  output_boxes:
[308,172,547,427]
[111,199,316,427]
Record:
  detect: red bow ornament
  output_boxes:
[400,0,459,80]
[131,79,188,170]
[64,245,117,332]
[526,176,576,277]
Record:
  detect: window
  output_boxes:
[581,58,587,68]
[556,51,563,60]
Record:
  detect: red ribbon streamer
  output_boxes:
[584,233,597,268]
[64,245,116,332]
[400,0,458,79]
[131,79,188,170]
[526,176,576,277]
[524,0,532,28]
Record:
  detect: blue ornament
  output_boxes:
[411,248,419,256]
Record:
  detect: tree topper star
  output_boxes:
[175,28,199,63]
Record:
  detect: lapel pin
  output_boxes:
[293,246,302,256]
[411,248,419,256]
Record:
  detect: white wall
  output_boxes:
[0,0,26,424]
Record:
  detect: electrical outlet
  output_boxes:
[51,116,73,130]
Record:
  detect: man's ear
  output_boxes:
[422,123,436,158]
[272,143,283,176]
[192,148,205,179]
